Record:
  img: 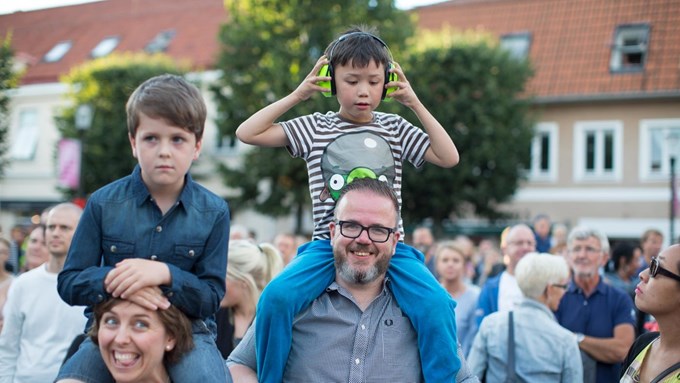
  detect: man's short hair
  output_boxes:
[336,178,399,218]
[640,228,663,243]
[567,226,610,254]
[324,25,391,71]
[516,252,569,300]
[126,74,207,140]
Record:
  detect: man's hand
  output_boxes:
[125,286,171,311]
[104,258,171,299]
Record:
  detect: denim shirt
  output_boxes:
[57,165,230,331]
[469,298,583,383]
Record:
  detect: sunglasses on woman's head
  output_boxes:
[649,257,680,283]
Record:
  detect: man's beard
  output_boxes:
[335,244,389,285]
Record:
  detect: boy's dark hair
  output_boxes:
[610,241,639,271]
[126,74,207,140]
[324,25,391,70]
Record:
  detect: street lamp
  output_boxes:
[75,104,94,199]
[669,133,679,244]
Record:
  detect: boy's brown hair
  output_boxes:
[126,74,206,140]
[324,25,391,71]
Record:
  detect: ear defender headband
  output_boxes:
[317,32,398,100]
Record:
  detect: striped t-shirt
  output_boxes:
[281,111,430,240]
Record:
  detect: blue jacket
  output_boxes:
[475,273,501,326]
[58,165,230,331]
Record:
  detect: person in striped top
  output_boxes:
[235,25,460,382]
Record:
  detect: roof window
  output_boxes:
[43,40,72,63]
[91,36,120,58]
[610,24,649,73]
[145,30,176,53]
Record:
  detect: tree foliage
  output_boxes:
[398,29,535,226]
[57,53,184,198]
[212,0,414,232]
[0,32,21,178]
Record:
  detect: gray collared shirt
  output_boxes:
[228,280,479,383]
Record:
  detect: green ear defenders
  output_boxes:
[317,32,398,100]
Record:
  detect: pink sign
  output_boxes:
[58,138,81,189]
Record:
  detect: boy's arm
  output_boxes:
[235,56,330,147]
[57,199,114,306]
[387,62,459,168]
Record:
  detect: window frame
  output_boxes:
[528,122,558,182]
[10,108,40,161]
[500,32,532,61]
[610,23,650,73]
[638,119,680,181]
[573,120,623,182]
[91,36,120,58]
[43,40,73,63]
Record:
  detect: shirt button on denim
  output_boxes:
[156,226,162,233]
[151,255,158,260]
[188,250,195,257]
[355,359,360,365]
[110,245,117,253]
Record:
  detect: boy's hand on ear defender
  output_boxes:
[384,62,421,108]
[292,55,331,101]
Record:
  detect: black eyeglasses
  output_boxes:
[650,257,680,283]
[551,283,568,289]
[335,220,396,243]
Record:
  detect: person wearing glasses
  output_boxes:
[228,178,478,382]
[469,252,583,382]
[237,26,461,383]
[619,244,680,383]
[554,226,636,383]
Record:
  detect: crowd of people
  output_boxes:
[0,24,678,383]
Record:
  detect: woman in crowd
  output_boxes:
[469,252,583,382]
[619,244,680,383]
[435,240,480,356]
[87,298,193,383]
[605,241,641,297]
[216,240,283,358]
[22,224,49,272]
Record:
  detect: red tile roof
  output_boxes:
[0,0,227,85]
[413,0,680,100]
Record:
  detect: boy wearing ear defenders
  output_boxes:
[236,26,461,382]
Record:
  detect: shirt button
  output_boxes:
[361,324,366,330]
[96,294,104,302]
[188,250,195,257]
[150,255,158,260]
[167,292,174,298]
[355,359,360,365]
[110,245,117,253]
[156,226,162,233]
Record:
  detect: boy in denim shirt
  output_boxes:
[56,74,230,383]
[236,26,461,382]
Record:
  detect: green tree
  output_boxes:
[0,32,21,177]
[57,53,184,198]
[212,0,414,233]
[398,29,535,227]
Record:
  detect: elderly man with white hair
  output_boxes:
[469,253,583,382]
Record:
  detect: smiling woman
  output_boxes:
[89,299,194,383]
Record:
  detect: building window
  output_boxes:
[91,36,120,58]
[43,41,72,63]
[500,32,531,60]
[528,122,558,182]
[145,30,176,53]
[10,109,39,160]
[639,119,680,181]
[574,121,622,182]
[610,24,649,73]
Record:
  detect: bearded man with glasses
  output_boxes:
[228,178,478,382]
[554,226,636,383]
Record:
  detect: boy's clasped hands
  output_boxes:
[104,258,171,310]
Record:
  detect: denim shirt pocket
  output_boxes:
[169,244,205,270]
[102,238,136,264]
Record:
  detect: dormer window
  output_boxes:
[91,36,120,58]
[43,41,72,63]
[500,32,531,61]
[610,24,649,73]
[145,30,175,53]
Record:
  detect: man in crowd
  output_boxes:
[637,228,663,273]
[273,232,297,266]
[227,178,477,382]
[475,223,536,325]
[555,226,635,383]
[412,225,437,275]
[0,203,88,383]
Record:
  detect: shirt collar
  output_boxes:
[567,276,607,295]
[519,298,557,322]
[130,164,193,209]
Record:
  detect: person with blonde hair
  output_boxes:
[469,252,583,382]
[216,240,283,358]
